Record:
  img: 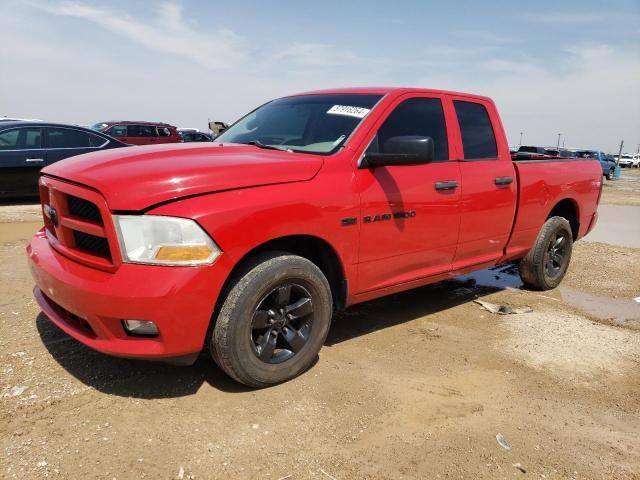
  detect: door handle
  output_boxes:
[434,180,459,191]
[25,158,45,163]
[495,176,513,186]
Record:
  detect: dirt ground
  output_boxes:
[601,168,640,206]
[1,174,639,480]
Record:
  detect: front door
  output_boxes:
[354,95,461,293]
[0,127,44,197]
[105,125,130,145]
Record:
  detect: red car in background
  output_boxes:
[92,121,181,145]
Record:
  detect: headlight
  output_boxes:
[113,215,221,266]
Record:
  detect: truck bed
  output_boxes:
[503,158,602,262]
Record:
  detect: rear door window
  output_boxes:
[454,101,498,159]
[45,128,92,148]
[129,125,157,137]
[372,97,449,161]
[88,132,108,147]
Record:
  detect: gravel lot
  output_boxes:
[1,171,639,480]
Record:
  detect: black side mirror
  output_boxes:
[361,136,434,168]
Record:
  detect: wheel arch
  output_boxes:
[213,235,348,324]
[547,198,579,240]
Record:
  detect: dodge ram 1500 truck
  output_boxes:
[27,88,602,387]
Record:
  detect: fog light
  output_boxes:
[122,320,159,337]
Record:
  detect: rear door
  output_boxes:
[354,94,462,293]
[450,97,517,270]
[0,127,44,197]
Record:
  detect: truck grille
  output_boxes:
[39,177,118,271]
[73,231,112,259]
[67,195,103,224]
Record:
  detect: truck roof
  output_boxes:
[287,87,493,103]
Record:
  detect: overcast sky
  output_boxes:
[2,0,639,152]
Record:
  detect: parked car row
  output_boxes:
[615,153,640,168]
[91,121,216,145]
[1,118,218,198]
[511,145,620,180]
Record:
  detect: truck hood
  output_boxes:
[43,143,323,210]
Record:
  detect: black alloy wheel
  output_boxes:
[210,253,332,387]
[518,216,573,290]
[251,283,314,364]
[543,232,568,279]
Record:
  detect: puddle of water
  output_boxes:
[452,264,640,329]
[454,264,523,290]
[558,286,640,329]
[0,221,42,242]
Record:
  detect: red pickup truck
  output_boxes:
[27,88,602,387]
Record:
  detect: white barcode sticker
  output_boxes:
[327,105,370,119]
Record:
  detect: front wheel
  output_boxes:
[210,253,332,388]
[519,216,573,290]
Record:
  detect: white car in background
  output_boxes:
[617,154,640,168]
[0,117,43,122]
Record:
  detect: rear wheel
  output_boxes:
[519,216,573,290]
[210,253,332,388]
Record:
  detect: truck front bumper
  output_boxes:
[27,229,228,362]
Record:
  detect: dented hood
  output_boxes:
[42,143,323,210]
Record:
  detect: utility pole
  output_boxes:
[562,138,565,148]
[519,132,523,145]
[637,143,639,154]
[617,139,624,165]
[556,133,561,150]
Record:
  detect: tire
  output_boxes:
[519,216,573,291]
[210,253,332,388]
[606,168,614,180]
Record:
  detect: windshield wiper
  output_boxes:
[245,140,291,152]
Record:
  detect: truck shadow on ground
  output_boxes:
[35,265,521,399]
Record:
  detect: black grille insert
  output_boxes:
[43,292,97,338]
[73,231,111,259]
[67,195,102,224]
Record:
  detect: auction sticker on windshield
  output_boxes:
[327,105,371,118]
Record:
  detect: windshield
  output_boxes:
[215,94,382,155]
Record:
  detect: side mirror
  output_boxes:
[362,136,434,168]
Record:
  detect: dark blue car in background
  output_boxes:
[0,121,127,198]
[575,150,618,180]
